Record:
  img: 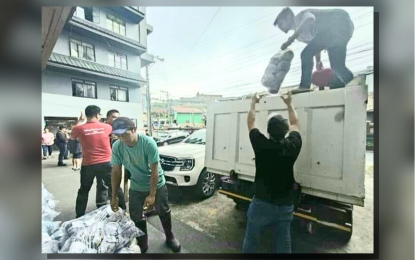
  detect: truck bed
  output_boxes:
[205,85,367,206]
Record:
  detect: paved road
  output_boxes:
[42,151,374,253]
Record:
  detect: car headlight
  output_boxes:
[179,159,195,171]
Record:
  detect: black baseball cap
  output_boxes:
[112,117,135,134]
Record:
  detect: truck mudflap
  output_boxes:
[219,177,353,239]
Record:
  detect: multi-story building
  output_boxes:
[42,6,154,131]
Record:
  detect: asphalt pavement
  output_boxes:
[42,151,374,254]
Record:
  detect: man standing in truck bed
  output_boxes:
[243,91,302,253]
[275,7,355,93]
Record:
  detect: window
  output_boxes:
[92,8,100,23]
[108,52,128,70]
[72,79,97,99]
[184,130,206,145]
[110,86,129,102]
[107,14,126,36]
[70,39,95,61]
[73,7,99,23]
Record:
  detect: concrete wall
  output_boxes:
[42,70,141,103]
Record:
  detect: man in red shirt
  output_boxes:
[71,105,126,218]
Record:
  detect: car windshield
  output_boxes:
[184,130,206,145]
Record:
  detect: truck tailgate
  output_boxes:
[205,85,367,206]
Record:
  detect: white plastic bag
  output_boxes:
[261,49,294,94]
[42,240,59,253]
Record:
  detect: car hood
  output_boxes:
[158,143,205,159]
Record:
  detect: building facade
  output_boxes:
[172,106,204,127]
[42,6,154,131]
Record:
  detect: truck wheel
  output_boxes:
[337,210,353,242]
[196,170,216,198]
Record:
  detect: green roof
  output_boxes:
[48,53,146,83]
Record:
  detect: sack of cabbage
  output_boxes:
[261,48,294,94]
[48,205,144,254]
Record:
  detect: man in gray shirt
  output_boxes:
[275,8,355,93]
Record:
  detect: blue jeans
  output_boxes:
[242,197,294,253]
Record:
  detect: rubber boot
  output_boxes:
[135,220,148,253]
[159,212,181,252]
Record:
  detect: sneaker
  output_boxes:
[42,157,47,160]
[57,163,67,167]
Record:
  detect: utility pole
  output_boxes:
[160,90,170,123]
[145,55,164,136]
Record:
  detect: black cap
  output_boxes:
[112,117,135,134]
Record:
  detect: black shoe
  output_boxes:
[57,163,67,166]
[166,238,181,252]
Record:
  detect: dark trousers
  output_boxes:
[299,35,354,89]
[96,168,131,204]
[75,162,126,218]
[57,143,67,164]
[129,185,173,250]
[42,145,53,157]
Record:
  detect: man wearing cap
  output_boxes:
[110,117,181,253]
[71,105,126,218]
[242,91,302,253]
[275,7,354,94]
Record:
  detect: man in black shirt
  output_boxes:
[242,91,302,253]
[275,8,354,93]
[56,125,69,166]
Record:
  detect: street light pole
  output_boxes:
[145,55,164,137]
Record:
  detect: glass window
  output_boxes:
[70,39,95,61]
[121,57,127,70]
[72,79,97,99]
[110,86,129,102]
[106,14,126,36]
[118,89,128,101]
[108,53,115,67]
[184,130,206,145]
[107,52,127,70]
[92,8,100,23]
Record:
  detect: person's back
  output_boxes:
[71,106,126,218]
[295,9,354,45]
[72,122,112,165]
[243,91,301,254]
[250,129,302,204]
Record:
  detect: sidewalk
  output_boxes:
[42,156,190,253]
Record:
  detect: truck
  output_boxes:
[205,80,368,240]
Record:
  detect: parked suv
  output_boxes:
[158,129,217,198]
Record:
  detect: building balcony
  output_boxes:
[110,6,145,23]
[66,16,146,55]
[47,52,147,85]
[141,53,154,68]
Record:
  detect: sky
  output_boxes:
[144,7,374,100]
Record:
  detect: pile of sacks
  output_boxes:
[41,183,143,254]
